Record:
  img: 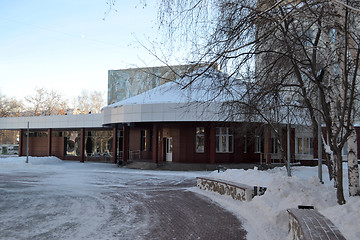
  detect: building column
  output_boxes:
[152,124,158,163]
[210,124,216,164]
[112,127,117,164]
[123,125,129,162]
[264,127,271,164]
[80,128,85,162]
[19,129,24,156]
[47,128,52,156]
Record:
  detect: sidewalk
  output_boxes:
[136,181,247,239]
[121,160,276,171]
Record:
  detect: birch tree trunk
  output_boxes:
[347,129,360,196]
[335,151,346,204]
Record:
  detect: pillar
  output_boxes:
[210,124,216,164]
[80,128,85,162]
[47,128,52,156]
[152,124,159,163]
[123,125,129,162]
[19,129,24,156]
[264,127,271,164]
[112,127,117,164]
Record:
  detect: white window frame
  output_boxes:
[271,137,278,154]
[254,135,261,153]
[216,127,234,153]
[296,137,314,155]
[195,127,205,153]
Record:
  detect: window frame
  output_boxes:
[215,127,234,153]
[271,137,278,154]
[254,135,262,153]
[296,137,314,155]
[195,127,205,153]
[243,134,248,153]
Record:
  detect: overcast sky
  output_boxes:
[0,0,162,100]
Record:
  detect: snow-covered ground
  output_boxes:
[192,164,360,240]
[0,156,201,239]
[0,156,359,239]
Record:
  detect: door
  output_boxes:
[165,137,173,162]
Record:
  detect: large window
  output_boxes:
[296,137,314,155]
[216,127,233,153]
[64,131,81,156]
[85,130,113,157]
[196,127,205,153]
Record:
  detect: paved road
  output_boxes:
[0,165,247,239]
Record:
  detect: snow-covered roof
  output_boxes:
[104,67,245,108]
[101,67,248,125]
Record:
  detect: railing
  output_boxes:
[259,152,295,165]
[117,150,141,161]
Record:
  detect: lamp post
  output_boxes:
[26,121,29,164]
[284,94,292,177]
[316,69,324,184]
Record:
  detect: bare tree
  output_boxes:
[75,90,106,114]
[90,90,106,114]
[155,0,360,204]
[25,88,68,116]
[0,94,23,117]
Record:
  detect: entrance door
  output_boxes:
[165,138,173,162]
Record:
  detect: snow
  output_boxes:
[0,156,202,239]
[192,164,360,240]
[1,156,359,239]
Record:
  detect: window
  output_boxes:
[296,137,313,155]
[117,130,123,157]
[140,130,147,151]
[271,137,278,154]
[64,131,81,156]
[196,127,205,153]
[329,28,337,44]
[342,141,348,156]
[85,130,113,157]
[254,135,262,153]
[216,128,233,153]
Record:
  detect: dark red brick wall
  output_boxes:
[51,136,64,158]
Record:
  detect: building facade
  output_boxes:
[1,65,357,166]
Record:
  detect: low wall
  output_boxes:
[287,208,345,240]
[196,176,266,201]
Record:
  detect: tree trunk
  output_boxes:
[347,128,360,196]
[335,151,346,205]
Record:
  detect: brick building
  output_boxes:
[1,65,353,166]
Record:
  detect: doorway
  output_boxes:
[165,137,173,162]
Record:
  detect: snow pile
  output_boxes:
[0,156,64,170]
[194,165,360,240]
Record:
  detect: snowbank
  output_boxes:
[0,156,64,170]
[193,165,359,240]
